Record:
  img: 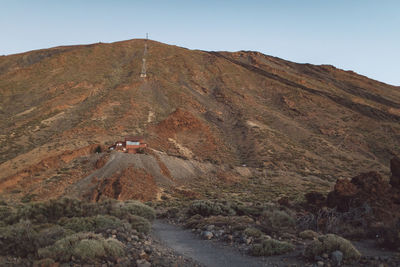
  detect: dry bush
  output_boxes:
[297,203,372,238]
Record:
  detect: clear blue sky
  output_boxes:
[1,0,399,85]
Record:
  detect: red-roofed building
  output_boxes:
[109,136,147,154]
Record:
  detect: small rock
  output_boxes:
[111,229,117,235]
[245,237,252,245]
[136,259,151,267]
[202,231,213,240]
[131,235,139,241]
[239,236,247,244]
[144,246,152,254]
[139,250,147,259]
[314,256,324,262]
[317,261,324,267]
[226,234,233,242]
[331,250,343,266]
[322,253,329,259]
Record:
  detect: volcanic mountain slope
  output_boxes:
[0,39,399,201]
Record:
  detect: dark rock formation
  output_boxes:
[390,156,400,189]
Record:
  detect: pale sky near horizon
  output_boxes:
[1,0,399,85]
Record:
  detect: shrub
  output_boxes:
[57,215,129,233]
[260,208,296,234]
[35,224,73,248]
[2,198,154,225]
[110,200,156,221]
[0,205,16,226]
[0,220,38,257]
[234,204,264,217]
[304,234,361,261]
[14,198,85,224]
[244,227,263,238]
[187,200,236,217]
[299,230,319,240]
[184,215,254,231]
[33,258,57,267]
[38,232,125,263]
[95,145,102,153]
[250,239,294,256]
[73,239,106,261]
[185,214,204,229]
[126,214,151,234]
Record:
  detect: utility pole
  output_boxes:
[140,33,148,78]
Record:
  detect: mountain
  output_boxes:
[0,39,399,202]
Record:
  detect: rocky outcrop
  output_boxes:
[390,156,400,189]
[327,171,392,212]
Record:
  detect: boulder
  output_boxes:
[202,231,213,240]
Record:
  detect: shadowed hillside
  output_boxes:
[0,39,399,201]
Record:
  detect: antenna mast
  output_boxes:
[140,33,148,78]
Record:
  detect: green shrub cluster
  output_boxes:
[250,239,294,256]
[244,227,263,238]
[58,215,130,233]
[110,200,156,221]
[0,198,154,229]
[0,198,154,263]
[187,200,236,217]
[38,232,125,262]
[304,234,361,261]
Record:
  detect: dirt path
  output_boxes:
[151,220,303,267]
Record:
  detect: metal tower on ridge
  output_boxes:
[140,33,148,78]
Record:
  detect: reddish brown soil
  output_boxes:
[0,38,399,201]
[89,167,158,202]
